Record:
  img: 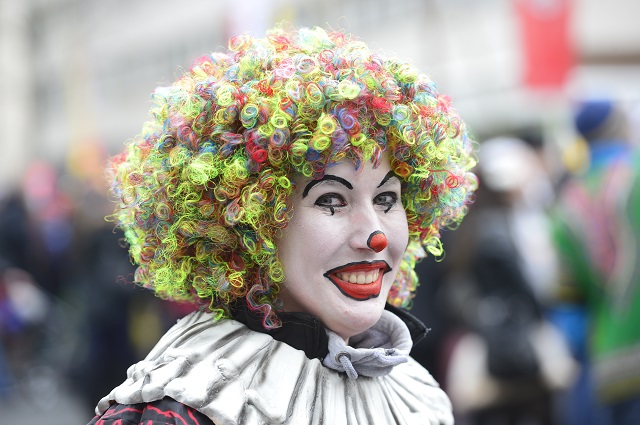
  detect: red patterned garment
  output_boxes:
[88,397,214,425]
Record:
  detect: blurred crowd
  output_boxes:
[0,142,193,420]
[410,97,640,425]
[0,96,639,425]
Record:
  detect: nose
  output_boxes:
[348,205,387,253]
[367,231,387,252]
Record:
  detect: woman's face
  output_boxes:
[276,155,409,341]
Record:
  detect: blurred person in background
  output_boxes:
[0,161,75,299]
[0,161,75,405]
[0,143,184,416]
[425,136,576,425]
[63,141,189,415]
[551,98,640,425]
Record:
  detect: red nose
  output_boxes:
[367,231,388,253]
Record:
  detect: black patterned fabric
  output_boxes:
[88,396,214,424]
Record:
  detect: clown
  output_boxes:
[89,25,477,425]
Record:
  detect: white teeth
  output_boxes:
[337,270,381,284]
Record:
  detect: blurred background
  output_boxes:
[1,0,639,424]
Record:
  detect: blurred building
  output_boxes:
[2,0,640,188]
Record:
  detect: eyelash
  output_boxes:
[314,192,398,215]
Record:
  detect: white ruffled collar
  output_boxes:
[96,311,454,424]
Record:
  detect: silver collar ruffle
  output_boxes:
[96,311,453,425]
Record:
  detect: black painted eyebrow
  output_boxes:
[302,175,353,198]
[377,171,399,188]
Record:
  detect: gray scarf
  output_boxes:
[323,309,412,379]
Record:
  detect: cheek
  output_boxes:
[278,212,337,275]
[284,216,332,255]
[387,212,409,253]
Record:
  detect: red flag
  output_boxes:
[516,0,575,89]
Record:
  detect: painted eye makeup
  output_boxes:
[374,192,398,213]
[314,193,346,215]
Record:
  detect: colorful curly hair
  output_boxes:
[108,25,478,328]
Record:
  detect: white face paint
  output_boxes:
[276,155,409,341]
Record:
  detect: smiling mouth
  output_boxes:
[323,261,392,301]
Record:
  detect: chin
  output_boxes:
[328,298,387,340]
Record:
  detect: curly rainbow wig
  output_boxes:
[108,26,478,328]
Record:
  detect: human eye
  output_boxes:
[314,193,346,215]
[373,191,398,213]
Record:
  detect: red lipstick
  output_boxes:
[323,261,391,301]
